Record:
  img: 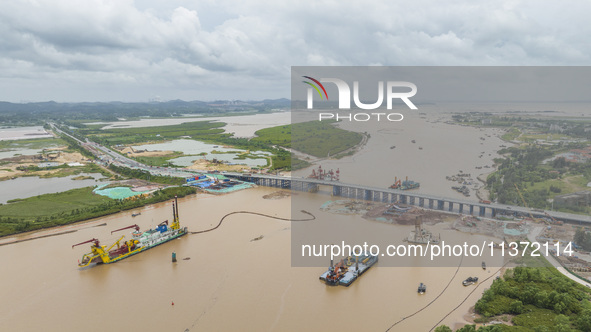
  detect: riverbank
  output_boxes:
[0,185,195,237]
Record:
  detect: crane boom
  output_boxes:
[106,236,126,252]
[111,224,140,234]
[514,184,548,224]
[72,238,99,249]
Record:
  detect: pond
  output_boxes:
[0,173,105,204]
[132,139,270,167]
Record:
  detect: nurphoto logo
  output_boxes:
[302,76,418,122]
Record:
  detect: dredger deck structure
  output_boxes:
[73,196,187,268]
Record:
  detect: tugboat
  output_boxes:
[418,283,426,294]
[463,277,479,286]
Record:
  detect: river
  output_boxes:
[0,187,501,331]
[0,126,53,141]
[96,112,292,138]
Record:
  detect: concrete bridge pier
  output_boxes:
[391,194,398,203]
[333,185,341,196]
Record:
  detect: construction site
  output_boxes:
[308,165,340,181]
[319,195,591,280]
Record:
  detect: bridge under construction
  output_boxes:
[227,173,591,225]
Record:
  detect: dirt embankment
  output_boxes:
[0,150,88,180]
[263,191,292,200]
[365,204,453,225]
[118,146,174,157]
[185,159,253,172]
[321,200,455,225]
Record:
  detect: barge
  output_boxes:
[73,196,188,268]
[319,254,378,287]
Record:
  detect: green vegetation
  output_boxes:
[108,164,185,185]
[437,266,591,331]
[454,115,591,212]
[487,146,591,212]
[487,146,555,207]
[474,267,590,331]
[40,163,111,179]
[253,121,364,158]
[0,99,289,125]
[251,124,292,146]
[132,151,184,167]
[79,121,228,146]
[0,137,65,150]
[0,186,196,237]
[502,128,521,142]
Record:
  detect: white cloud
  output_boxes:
[0,0,590,102]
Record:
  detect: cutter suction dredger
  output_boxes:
[73,196,188,268]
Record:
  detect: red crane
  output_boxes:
[111,224,140,235]
[72,238,100,249]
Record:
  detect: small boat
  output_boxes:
[463,277,478,286]
[482,261,486,270]
[418,147,423,150]
[411,140,416,143]
[131,212,141,217]
[390,146,396,149]
[418,283,426,294]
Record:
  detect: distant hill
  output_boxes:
[0,99,290,125]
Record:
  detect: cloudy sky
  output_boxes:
[1,0,590,102]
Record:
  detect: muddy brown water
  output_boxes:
[0,187,502,331]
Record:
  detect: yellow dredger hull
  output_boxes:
[78,228,187,267]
